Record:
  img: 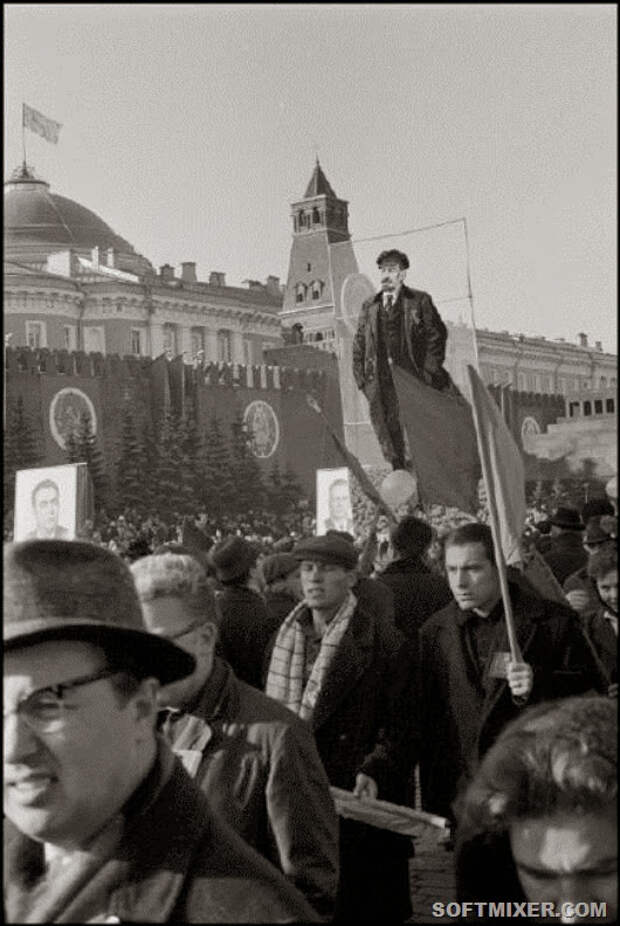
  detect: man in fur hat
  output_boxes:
[3,540,317,923]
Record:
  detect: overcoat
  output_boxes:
[217,584,273,689]
[3,742,318,924]
[542,531,588,584]
[377,557,451,644]
[581,607,617,691]
[161,657,339,918]
[418,585,600,819]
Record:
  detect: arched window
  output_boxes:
[295,283,306,304]
[312,207,321,224]
[599,376,607,388]
[311,280,323,301]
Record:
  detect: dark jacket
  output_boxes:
[4,741,318,924]
[264,589,298,634]
[543,531,588,585]
[581,607,617,691]
[377,557,451,644]
[418,585,600,820]
[161,658,339,919]
[352,285,450,393]
[217,584,273,688]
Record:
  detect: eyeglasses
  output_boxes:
[4,668,120,734]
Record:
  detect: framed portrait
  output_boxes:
[316,467,354,537]
[13,463,92,542]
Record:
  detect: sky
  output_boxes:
[4,3,617,351]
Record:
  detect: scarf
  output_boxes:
[265,591,356,723]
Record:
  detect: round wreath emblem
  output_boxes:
[49,388,97,450]
[243,400,280,459]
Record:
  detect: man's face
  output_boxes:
[33,487,59,534]
[141,596,215,709]
[444,542,501,613]
[300,560,356,616]
[379,260,405,292]
[510,810,617,922]
[596,569,618,615]
[4,640,155,849]
[329,483,350,521]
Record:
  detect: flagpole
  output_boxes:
[467,367,522,662]
[462,217,480,370]
[21,103,27,167]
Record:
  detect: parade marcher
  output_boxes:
[564,515,617,615]
[260,552,303,633]
[581,544,618,697]
[377,515,451,644]
[352,248,456,469]
[455,697,617,923]
[542,506,587,585]
[209,535,273,689]
[131,552,338,919]
[265,534,417,923]
[3,540,318,924]
[325,529,398,630]
[418,522,601,823]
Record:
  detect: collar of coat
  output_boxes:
[446,582,554,629]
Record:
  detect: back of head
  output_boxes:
[459,696,617,835]
[390,515,433,559]
[443,521,495,566]
[131,552,219,627]
[209,535,257,585]
[582,498,615,523]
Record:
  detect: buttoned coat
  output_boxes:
[162,657,339,918]
[418,585,600,819]
[217,585,274,689]
[3,743,318,924]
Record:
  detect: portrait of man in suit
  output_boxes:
[25,479,71,540]
[323,478,354,534]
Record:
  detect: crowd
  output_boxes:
[4,485,618,923]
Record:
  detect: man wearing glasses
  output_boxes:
[3,540,317,923]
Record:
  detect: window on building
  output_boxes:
[583,401,592,416]
[26,321,47,349]
[217,329,232,363]
[307,262,311,272]
[610,378,617,388]
[582,379,591,390]
[517,373,526,391]
[130,328,143,356]
[599,376,607,389]
[311,280,323,301]
[190,326,205,358]
[569,402,580,418]
[162,324,177,356]
[63,325,77,351]
[243,338,253,366]
[295,283,306,304]
[594,399,603,415]
[606,398,615,414]
[557,377,566,394]
[83,326,104,354]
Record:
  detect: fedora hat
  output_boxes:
[293,534,358,570]
[4,540,195,685]
[584,516,617,546]
[209,536,258,583]
[549,507,584,531]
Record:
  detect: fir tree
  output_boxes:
[115,404,146,513]
[229,410,265,514]
[266,459,286,516]
[65,411,110,512]
[175,409,203,515]
[4,396,42,514]
[202,415,235,516]
[152,410,182,521]
[280,462,304,513]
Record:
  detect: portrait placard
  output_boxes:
[316,467,354,537]
[13,463,92,542]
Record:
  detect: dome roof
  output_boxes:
[4,164,153,275]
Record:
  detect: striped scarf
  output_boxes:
[265,591,356,723]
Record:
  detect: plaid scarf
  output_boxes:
[265,591,356,723]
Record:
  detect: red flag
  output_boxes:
[23,103,62,144]
[466,365,526,566]
[391,366,480,513]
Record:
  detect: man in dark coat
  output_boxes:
[352,248,455,469]
[377,515,451,645]
[3,540,317,924]
[209,536,273,688]
[131,551,338,919]
[260,552,303,634]
[265,534,418,923]
[542,506,587,584]
[418,523,600,823]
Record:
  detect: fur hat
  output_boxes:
[293,535,358,570]
[549,507,584,531]
[3,540,195,684]
[261,553,299,586]
[209,536,258,583]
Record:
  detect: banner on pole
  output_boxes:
[23,103,62,144]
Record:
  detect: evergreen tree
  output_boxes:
[202,415,235,516]
[229,411,265,514]
[280,462,304,513]
[266,459,286,516]
[65,411,110,512]
[115,404,146,512]
[152,410,182,521]
[175,398,205,514]
[4,396,42,514]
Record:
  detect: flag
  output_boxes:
[306,394,395,520]
[23,103,62,144]
[466,365,526,565]
[391,366,480,513]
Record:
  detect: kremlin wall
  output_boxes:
[4,160,617,500]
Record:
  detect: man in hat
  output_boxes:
[418,522,601,826]
[543,506,587,584]
[131,552,339,919]
[564,514,617,615]
[352,248,454,469]
[210,536,274,689]
[264,534,417,922]
[3,540,318,923]
[260,552,303,633]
